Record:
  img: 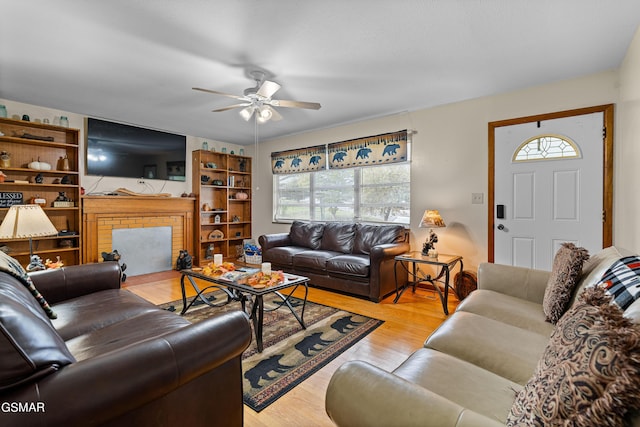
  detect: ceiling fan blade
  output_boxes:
[269,107,283,121]
[192,87,246,101]
[271,99,321,110]
[256,80,281,99]
[212,103,250,112]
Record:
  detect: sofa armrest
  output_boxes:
[477,262,550,304]
[28,262,122,304]
[326,361,503,427]
[368,241,410,301]
[7,310,252,427]
[370,241,410,263]
[258,233,292,251]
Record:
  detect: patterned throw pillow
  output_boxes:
[543,243,590,324]
[507,286,640,427]
[598,255,640,310]
[0,251,57,319]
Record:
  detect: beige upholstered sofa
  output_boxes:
[326,246,640,426]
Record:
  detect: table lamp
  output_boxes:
[0,204,58,269]
[419,209,446,257]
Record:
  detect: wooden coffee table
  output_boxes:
[180,269,309,352]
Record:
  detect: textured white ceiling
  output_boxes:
[1,0,639,145]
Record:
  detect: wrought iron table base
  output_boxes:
[180,273,308,352]
[394,256,463,315]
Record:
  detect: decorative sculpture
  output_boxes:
[102,250,128,282]
[176,250,193,270]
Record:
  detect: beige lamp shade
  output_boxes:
[419,209,446,228]
[0,205,58,239]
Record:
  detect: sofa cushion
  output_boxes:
[292,250,340,271]
[425,311,549,385]
[327,254,370,278]
[290,221,325,249]
[262,246,308,267]
[394,348,522,424]
[456,289,554,336]
[598,255,640,310]
[65,309,190,361]
[353,224,406,255]
[320,223,357,253]
[507,286,640,426]
[542,242,589,324]
[0,274,75,391]
[51,289,166,341]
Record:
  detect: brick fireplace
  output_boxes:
[82,196,195,274]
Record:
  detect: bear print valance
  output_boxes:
[271,144,327,175]
[327,130,408,169]
[271,130,409,174]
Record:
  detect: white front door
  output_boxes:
[493,112,603,270]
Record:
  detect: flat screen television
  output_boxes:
[86,118,186,181]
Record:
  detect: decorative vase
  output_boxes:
[58,155,70,171]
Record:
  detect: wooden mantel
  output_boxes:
[82,196,196,265]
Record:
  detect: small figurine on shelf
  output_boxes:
[26,255,46,272]
[205,244,215,260]
[0,151,10,168]
[45,256,64,269]
[56,192,69,202]
[35,173,44,184]
[0,171,6,183]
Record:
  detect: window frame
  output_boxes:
[273,162,410,225]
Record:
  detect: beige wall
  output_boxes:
[254,70,622,271]
[616,26,640,252]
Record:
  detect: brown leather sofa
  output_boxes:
[259,221,410,302]
[326,246,640,426]
[0,261,252,427]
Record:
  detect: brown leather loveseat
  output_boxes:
[259,221,410,302]
[0,261,251,427]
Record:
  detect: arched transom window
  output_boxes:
[513,134,580,162]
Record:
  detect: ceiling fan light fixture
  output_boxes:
[258,106,273,121]
[239,106,255,121]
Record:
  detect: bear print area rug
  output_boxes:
[159,291,383,412]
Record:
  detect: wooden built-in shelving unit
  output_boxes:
[192,149,252,265]
[0,117,81,266]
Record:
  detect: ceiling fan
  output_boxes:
[193,70,321,123]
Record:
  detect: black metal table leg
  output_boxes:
[251,295,265,352]
[179,273,236,315]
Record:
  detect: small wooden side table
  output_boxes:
[393,251,463,315]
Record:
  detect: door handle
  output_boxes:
[497,224,505,231]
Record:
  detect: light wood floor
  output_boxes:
[124,271,459,427]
